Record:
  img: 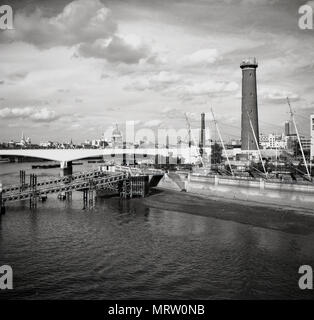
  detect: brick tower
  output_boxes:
[240,57,259,150]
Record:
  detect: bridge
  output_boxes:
[0,148,174,162]
[0,146,201,173]
[0,166,164,214]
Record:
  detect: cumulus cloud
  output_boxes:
[180,49,219,67]
[1,0,116,47]
[0,107,59,122]
[78,34,151,64]
[0,0,154,64]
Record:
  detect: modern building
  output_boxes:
[301,137,311,152]
[259,134,269,149]
[259,133,287,150]
[311,115,314,161]
[240,57,259,151]
[286,134,311,153]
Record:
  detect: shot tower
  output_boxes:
[240,57,259,151]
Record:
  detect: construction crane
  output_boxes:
[184,112,192,148]
[184,113,204,167]
[244,106,268,179]
[210,108,234,176]
[287,97,311,180]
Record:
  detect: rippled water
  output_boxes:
[1,161,314,300]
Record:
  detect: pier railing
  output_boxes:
[2,172,127,203]
[2,169,107,193]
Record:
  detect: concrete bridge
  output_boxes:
[0,148,179,162]
[0,146,201,174]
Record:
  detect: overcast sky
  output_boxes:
[0,0,313,143]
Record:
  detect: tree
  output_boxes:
[292,140,310,160]
[211,142,222,164]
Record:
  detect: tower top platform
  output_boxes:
[240,57,258,69]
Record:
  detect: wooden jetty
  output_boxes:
[0,167,164,212]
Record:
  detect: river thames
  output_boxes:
[1,161,314,300]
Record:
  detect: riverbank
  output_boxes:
[144,188,314,235]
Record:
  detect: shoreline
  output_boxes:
[155,186,314,216]
[143,187,314,235]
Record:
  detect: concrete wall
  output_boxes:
[158,174,314,211]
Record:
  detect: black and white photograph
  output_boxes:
[0,0,314,311]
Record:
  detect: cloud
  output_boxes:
[0,0,154,64]
[126,71,182,91]
[240,0,279,4]
[180,49,219,67]
[0,0,312,142]
[126,71,239,102]
[31,108,60,122]
[78,34,151,64]
[161,108,185,120]
[66,123,81,130]
[178,80,239,96]
[1,0,116,47]
[259,88,300,104]
[142,119,163,127]
[305,0,314,8]
[0,107,60,122]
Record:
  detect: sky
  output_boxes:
[0,0,314,143]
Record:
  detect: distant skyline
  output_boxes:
[0,0,314,143]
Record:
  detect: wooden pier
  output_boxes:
[0,167,163,212]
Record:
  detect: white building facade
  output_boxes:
[259,133,287,150]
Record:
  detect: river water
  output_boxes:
[0,161,314,300]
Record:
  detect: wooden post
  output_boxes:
[83,189,88,209]
[20,170,25,189]
[65,174,72,200]
[29,174,37,209]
